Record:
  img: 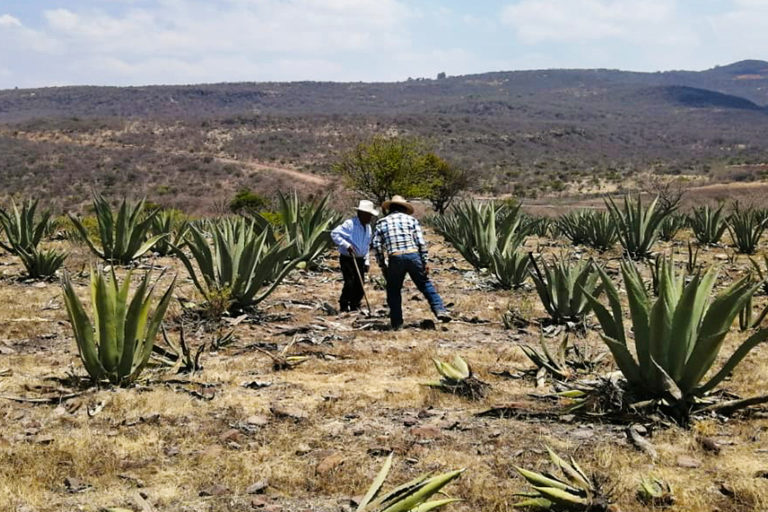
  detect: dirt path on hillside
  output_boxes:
[3,128,332,188]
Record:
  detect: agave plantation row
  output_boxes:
[2,193,768,511]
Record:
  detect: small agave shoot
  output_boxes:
[727,205,767,254]
[173,217,299,315]
[529,254,603,326]
[425,355,489,399]
[69,195,165,264]
[251,191,340,269]
[513,447,613,511]
[356,453,464,512]
[253,336,309,371]
[61,268,176,385]
[584,257,768,422]
[688,204,728,246]
[750,254,768,295]
[152,324,205,374]
[0,199,66,279]
[605,195,671,259]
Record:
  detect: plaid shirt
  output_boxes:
[372,212,428,266]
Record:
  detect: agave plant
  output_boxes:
[583,210,617,252]
[0,199,66,278]
[529,255,603,325]
[556,210,591,246]
[750,254,768,295]
[513,447,613,511]
[356,453,464,512]
[173,216,298,313]
[0,199,52,254]
[152,324,205,374]
[69,196,164,264]
[584,257,768,418]
[433,201,527,269]
[424,355,488,399]
[252,191,340,269]
[605,195,671,259]
[658,213,687,242]
[727,205,767,254]
[688,204,728,245]
[61,268,175,385]
[149,209,189,257]
[523,215,553,238]
[16,247,68,279]
[490,249,531,289]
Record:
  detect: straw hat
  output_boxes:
[355,199,380,216]
[381,195,414,215]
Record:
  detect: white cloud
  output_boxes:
[0,14,22,27]
[501,0,694,46]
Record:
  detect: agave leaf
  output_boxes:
[379,469,464,512]
[410,498,462,512]
[545,446,590,490]
[357,453,393,512]
[514,467,574,492]
[451,355,470,379]
[531,486,589,506]
[512,497,553,509]
[695,326,768,394]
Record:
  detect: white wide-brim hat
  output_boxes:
[356,199,380,216]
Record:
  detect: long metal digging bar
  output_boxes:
[351,254,373,317]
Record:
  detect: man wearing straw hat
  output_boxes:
[372,195,451,330]
[330,199,380,313]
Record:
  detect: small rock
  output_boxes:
[64,476,89,493]
[676,455,702,468]
[250,496,269,508]
[199,484,230,496]
[270,405,308,422]
[295,443,311,455]
[317,452,345,475]
[698,437,721,454]
[164,445,180,457]
[245,415,269,427]
[719,482,735,497]
[409,425,441,440]
[263,505,282,512]
[246,480,269,494]
[220,429,242,443]
[755,470,768,479]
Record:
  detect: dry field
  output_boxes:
[0,228,767,512]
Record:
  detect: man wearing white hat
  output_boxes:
[330,199,380,313]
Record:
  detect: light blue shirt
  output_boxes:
[331,217,372,260]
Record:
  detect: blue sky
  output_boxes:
[0,0,765,89]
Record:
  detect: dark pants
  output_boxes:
[339,255,367,312]
[386,253,446,327]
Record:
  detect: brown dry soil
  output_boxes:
[0,231,767,512]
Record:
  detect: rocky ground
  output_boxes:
[0,230,767,512]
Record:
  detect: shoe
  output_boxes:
[435,310,452,323]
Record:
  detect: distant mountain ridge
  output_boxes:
[1,60,768,122]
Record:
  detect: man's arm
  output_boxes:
[372,222,387,270]
[330,219,355,253]
[413,219,428,266]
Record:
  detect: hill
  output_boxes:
[1,60,768,210]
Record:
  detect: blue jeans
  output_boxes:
[386,253,446,326]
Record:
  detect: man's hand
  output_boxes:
[423,264,430,276]
[347,245,356,256]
